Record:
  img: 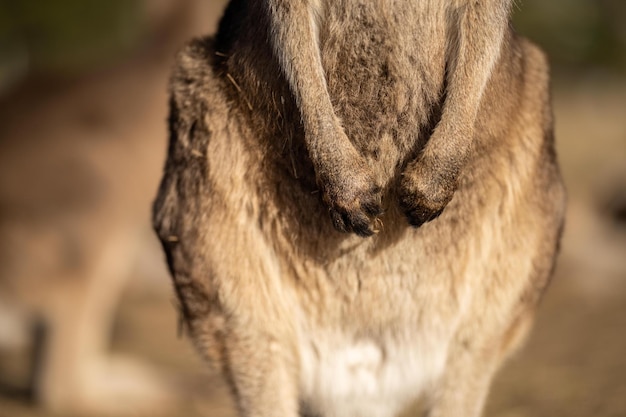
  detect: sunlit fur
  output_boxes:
[153,1,566,416]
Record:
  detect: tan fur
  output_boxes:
[0,1,217,414]
[153,1,566,416]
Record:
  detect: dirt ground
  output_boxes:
[1,4,625,417]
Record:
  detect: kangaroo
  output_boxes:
[153,0,566,416]
[0,1,217,414]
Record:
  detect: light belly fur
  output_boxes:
[298,328,449,417]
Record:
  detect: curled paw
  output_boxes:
[326,182,383,237]
[399,161,457,228]
[312,127,383,237]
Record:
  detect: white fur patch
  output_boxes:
[299,332,447,417]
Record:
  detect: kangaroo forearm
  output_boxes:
[263,0,339,159]
[427,1,511,156]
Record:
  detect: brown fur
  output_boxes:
[153,1,566,416]
[0,1,215,413]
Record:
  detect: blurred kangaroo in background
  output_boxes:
[0,0,225,415]
[154,0,566,416]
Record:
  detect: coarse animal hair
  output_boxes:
[153,1,566,416]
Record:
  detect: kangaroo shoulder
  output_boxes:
[169,37,229,115]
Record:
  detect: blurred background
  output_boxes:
[0,1,624,416]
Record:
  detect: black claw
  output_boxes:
[354,227,375,238]
[330,209,349,233]
[349,213,374,237]
[362,199,382,218]
[328,205,377,237]
[405,206,444,228]
[427,207,444,222]
[406,212,427,228]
